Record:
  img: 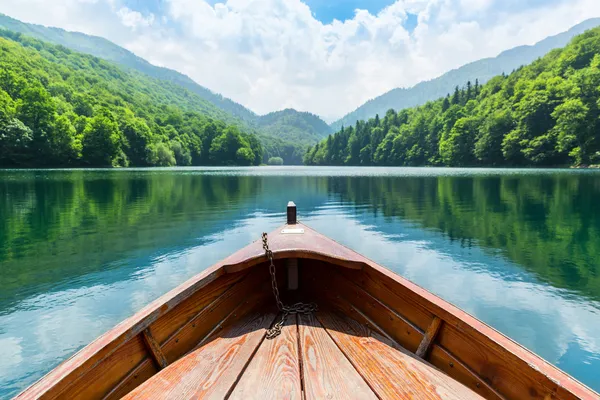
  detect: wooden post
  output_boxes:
[287,258,298,290]
[287,201,297,225]
[142,328,168,369]
[416,316,442,359]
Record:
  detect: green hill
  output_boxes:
[0,30,262,167]
[0,14,334,165]
[0,13,258,124]
[331,18,600,131]
[306,26,600,167]
[257,109,332,164]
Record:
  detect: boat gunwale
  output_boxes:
[15,222,599,399]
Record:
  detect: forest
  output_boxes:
[0,30,263,167]
[306,27,600,167]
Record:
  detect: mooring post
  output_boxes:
[286,201,298,290]
[287,201,297,225]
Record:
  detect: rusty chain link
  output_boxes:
[262,232,317,339]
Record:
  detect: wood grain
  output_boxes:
[436,323,561,399]
[341,266,435,331]
[16,221,599,400]
[428,345,505,400]
[317,310,483,400]
[416,317,442,359]
[150,271,247,344]
[102,360,158,400]
[160,270,269,364]
[56,334,149,400]
[298,312,377,400]
[229,314,302,400]
[122,311,277,400]
[222,223,367,273]
[306,265,424,352]
[16,260,232,399]
[142,328,168,369]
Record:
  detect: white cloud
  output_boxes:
[116,7,154,31]
[1,0,600,121]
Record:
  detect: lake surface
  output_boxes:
[1,167,599,397]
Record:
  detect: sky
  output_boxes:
[1,0,600,121]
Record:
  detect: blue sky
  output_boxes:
[1,0,599,119]
[123,0,419,30]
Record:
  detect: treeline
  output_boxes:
[306,27,600,167]
[0,30,262,167]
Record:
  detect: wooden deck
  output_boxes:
[123,308,483,400]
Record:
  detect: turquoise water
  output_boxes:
[1,167,599,397]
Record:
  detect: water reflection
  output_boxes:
[0,167,599,397]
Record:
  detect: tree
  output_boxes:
[0,118,33,165]
[51,114,81,165]
[474,109,513,165]
[17,85,56,156]
[170,140,192,166]
[147,142,175,166]
[122,117,153,166]
[552,98,591,164]
[439,117,478,166]
[82,112,121,166]
[209,126,252,165]
[267,156,284,165]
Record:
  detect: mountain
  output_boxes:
[0,13,258,123]
[0,29,262,167]
[0,14,333,164]
[306,26,600,167]
[256,109,332,164]
[331,18,600,131]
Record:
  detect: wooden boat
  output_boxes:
[16,202,598,400]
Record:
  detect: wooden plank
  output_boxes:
[102,361,158,400]
[58,335,149,400]
[416,316,442,358]
[305,265,424,352]
[160,271,269,364]
[16,262,232,400]
[109,289,271,400]
[150,271,248,344]
[305,268,506,400]
[122,311,277,400]
[429,345,505,400]
[341,267,435,332]
[317,310,483,400]
[142,328,168,369]
[297,312,377,400]
[229,314,302,400]
[436,323,563,400]
[349,259,598,400]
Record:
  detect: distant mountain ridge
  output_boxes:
[255,109,332,164]
[331,18,600,131]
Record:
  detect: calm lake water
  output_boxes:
[1,167,600,397]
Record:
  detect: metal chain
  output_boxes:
[262,232,317,339]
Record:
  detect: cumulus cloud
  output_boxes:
[1,0,600,120]
[116,7,155,30]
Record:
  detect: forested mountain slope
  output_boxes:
[305,27,600,167]
[0,14,334,165]
[0,13,258,123]
[331,18,600,131]
[0,30,262,167]
[257,109,332,164]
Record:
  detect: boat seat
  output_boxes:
[123,308,483,399]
